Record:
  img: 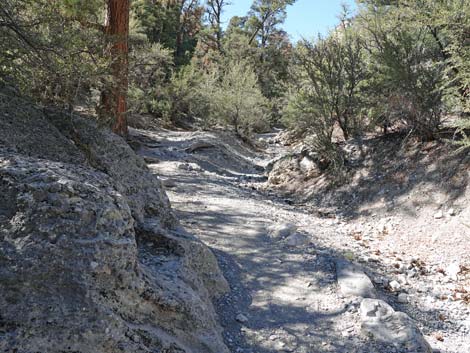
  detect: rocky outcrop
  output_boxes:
[0,92,229,353]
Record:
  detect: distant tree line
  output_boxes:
[1,0,469,159]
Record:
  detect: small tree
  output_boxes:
[287,30,366,136]
[283,26,367,172]
[358,0,446,140]
[214,61,269,136]
[128,43,174,116]
[133,0,204,66]
[246,0,296,46]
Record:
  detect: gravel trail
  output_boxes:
[133,128,469,353]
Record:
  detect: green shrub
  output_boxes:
[0,0,107,109]
[128,43,174,117]
[131,55,269,134]
[283,30,366,171]
[212,61,270,135]
[166,65,215,126]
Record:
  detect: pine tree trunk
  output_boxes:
[101,0,129,136]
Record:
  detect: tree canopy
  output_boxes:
[1,0,468,149]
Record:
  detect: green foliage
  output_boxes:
[131,56,269,134]
[214,0,296,125]
[4,0,469,152]
[133,0,180,52]
[246,0,296,47]
[358,1,446,140]
[204,0,230,51]
[133,0,204,66]
[0,0,108,108]
[452,118,470,152]
[62,0,103,21]
[128,43,174,116]
[285,27,367,146]
[221,25,258,70]
[129,53,210,126]
[400,0,470,113]
[212,61,270,135]
[428,0,470,147]
[166,65,215,126]
[247,0,296,99]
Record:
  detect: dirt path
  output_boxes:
[133,128,468,353]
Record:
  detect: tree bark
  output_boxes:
[101,0,129,136]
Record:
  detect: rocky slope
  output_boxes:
[131,127,446,353]
[0,91,229,353]
[258,130,470,352]
[264,132,470,269]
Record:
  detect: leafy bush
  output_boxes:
[165,65,216,126]
[212,61,270,135]
[359,5,445,140]
[284,85,345,174]
[128,47,214,127]
[128,43,174,116]
[0,0,107,108]
[128,51,269,134]
[283,30,366,171]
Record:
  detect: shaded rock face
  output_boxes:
[0,93,229,353]
[43,109,175,228]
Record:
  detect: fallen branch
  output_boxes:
[185,141,215,153]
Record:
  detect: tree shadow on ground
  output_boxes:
[131,128,264,178]
[137,128,451,352]
[209,232,443,353]
[168,174,441,353]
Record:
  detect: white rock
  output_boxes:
[177,163,192,171]
[268,223,297,239]
[447,208,456,216]
[446,263,460,281]
[461,318,470,332]
[397,274,409,286]
[299,156,317,171]
[285,233,309,247]
[389,280,401,292]
[360,299,432,352]
[434,211,444,219]
[336,259,377,298]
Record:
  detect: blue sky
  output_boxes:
[221,0,357,42]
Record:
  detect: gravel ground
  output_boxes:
[132,128,470,353]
